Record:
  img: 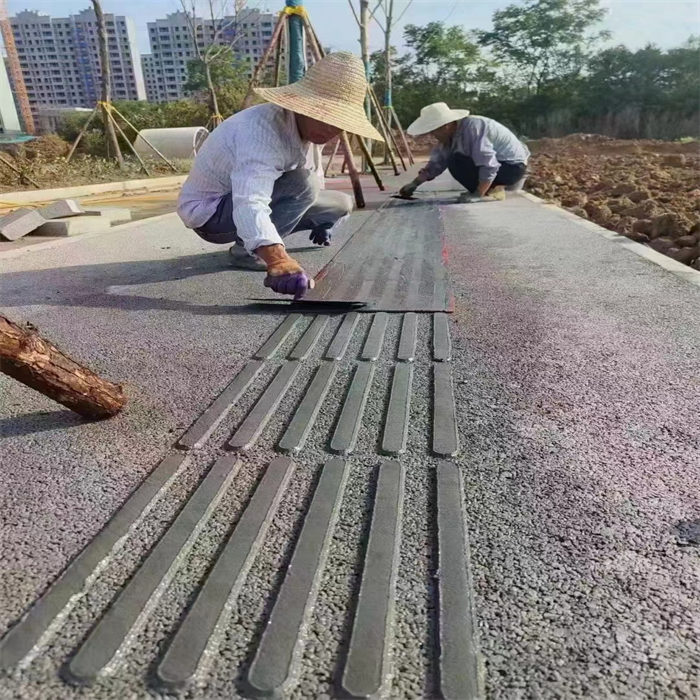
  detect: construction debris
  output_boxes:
[0,314,126,419]
[38,199,87,220]
[32,216,109,237]
[0,207,46,241]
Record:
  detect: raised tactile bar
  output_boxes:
[341,461,404,698]
[288,315,329,360]
[278,361,338,453]
[330,362,375,455]
[157,456,295,689]
[254,314,302,360]
[436,461,481,700]
[247,458,349,696]
[0,454,186,671]
[381,364,413,456]
[228,362,301,450]
[433,314,452,362]
[177,361,263,449]
[433,363,459,457]
[361,312,388,361]
[397,312,417,362]
[324,312,359,360]
[66,455,241,684]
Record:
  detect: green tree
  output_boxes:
[370,22,486,126]
[184,47,248,118]
[478,0,609,93]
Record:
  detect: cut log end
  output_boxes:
[0,315,127,420]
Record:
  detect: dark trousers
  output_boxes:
[447,153,526,194]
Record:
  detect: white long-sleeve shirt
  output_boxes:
[178,104,323,252]
[420,115,529,183]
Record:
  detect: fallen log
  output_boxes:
[0,314,126,419]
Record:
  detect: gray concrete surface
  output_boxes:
[0,184,698,699]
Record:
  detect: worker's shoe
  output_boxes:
[228,245,267,271]
[488,186,506,201]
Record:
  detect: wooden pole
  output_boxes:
[66,106,99,163]
[0,314,126,419]
[324,137,341,176]
[391,105,415,165]
[368,85,401,174]
[109,104,179,172]
[303,16,370,205]
[242,12,287,109]
[359,0,371,172]
[274,27,283,86]
[382,0,394,165]
[355,134,384,190]
[108,110,151,177]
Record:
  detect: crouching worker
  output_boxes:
[399,102,529,202]
[177,52,382,299]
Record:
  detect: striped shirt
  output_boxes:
[420,116,529,183]
[178,103,323,252]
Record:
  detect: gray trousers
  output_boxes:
[194,167,353,247]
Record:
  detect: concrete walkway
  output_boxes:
[0,182,698,699]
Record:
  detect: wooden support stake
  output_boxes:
[109,104,178,172]
[391,105,415,165]
[303,16,369,206]
[108,110,151,177]
[339,133,365,208]
[324,137,341,176]
[242,12,287,109]
[368,86,400,175]
[355,134,384,191]
[66,106,99,163]
[0,314,126,419]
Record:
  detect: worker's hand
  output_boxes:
[399,180,418,198]
[257,244,315,300]
[309,225,332,246]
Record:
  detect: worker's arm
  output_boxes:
[229,137,312,298]
[399,145,448,197]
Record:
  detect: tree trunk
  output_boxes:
[0,315,126,420]
[383,0,394,165]
[204,62,222,126]
[359,0,371,168]
[92,0,123,168]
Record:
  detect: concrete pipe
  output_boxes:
[133,126,209,160]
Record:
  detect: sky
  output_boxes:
[8,0,700,57]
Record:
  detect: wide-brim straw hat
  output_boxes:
[254,51,383,141]
[407,102,470,136]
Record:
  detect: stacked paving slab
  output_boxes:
[0,199,131,241]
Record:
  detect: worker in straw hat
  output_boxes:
[399,102,529,202]
[178,51,382,299]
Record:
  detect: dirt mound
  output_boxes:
[525,136,700,270]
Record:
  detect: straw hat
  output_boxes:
[407,102,470,136]
[254,52,383,141]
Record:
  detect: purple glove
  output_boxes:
[264,271,313,300]
[309,225,332,246]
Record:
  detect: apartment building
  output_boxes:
[10,8,146,115]
[142,8,275,103]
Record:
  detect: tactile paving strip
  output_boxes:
[304,200,454,312]
[0,312,481,699]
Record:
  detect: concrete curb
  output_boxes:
[0,211,179,260]
[518,191,700,289]
[0,175,186,206]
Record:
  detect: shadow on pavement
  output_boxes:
[0,409,85,438]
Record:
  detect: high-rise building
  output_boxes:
[143,9,276,103]
[10,8,146,116]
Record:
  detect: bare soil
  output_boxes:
[525,134,700,270]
